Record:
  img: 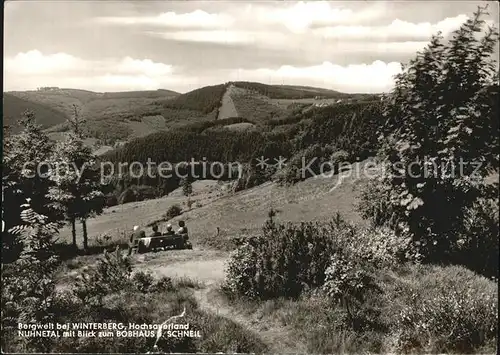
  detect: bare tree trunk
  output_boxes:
[82,218,88,252]
[71,218,77,250]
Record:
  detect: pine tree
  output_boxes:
[180,176,193,196]
[2,110,60,261]
[47,111,105,252]
[3,199,59,352]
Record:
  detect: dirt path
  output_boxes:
[193,287,307,353]
[136,248,306,353]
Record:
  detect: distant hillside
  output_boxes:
[4,82,376,144]
[3,88,180,143]
[103,99,384,166]
[6,88,179,119]
[162,84,227,114]
[231,81,355,99]
[3,93,68,133]
[226,85,288,122]
[99,89,179,99]
[218,82,376,124]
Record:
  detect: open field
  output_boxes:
[58,160,371,249]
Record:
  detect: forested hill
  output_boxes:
[102,100,384,167]
[3,93,68,133]
[4,82,378,144]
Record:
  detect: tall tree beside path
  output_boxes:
[360,6,499,273]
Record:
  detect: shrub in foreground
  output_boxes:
[223,212,417,301]
[222,216,342,299]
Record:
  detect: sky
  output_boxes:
[3,0,499,94]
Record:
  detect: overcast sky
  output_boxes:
[4,1,499,93]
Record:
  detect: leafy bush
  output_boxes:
[330,150,350,166]
[74,251,174,300]
[323,251,378,305]
[105,193,118,207]
[132,185,159,201]
[131,270,156,293]
[165,204,182,220]
[455,198,499,277]
[321,224,419,333]
[173,277,205,290]
[357,176,395,227]
[1,202,61,352]
[233,163,273,193]
[181,177,193,196]
[117,185,159,204]
[73,248,133,306]
[223,211,420,302]
[349,226,420,267]
[360,7,499,276]
[2,259,60,352]
[151,276,175,292]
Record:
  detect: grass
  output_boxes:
[186,160,369,250]
[217,263,498,354]
[9,261,267,354]
[173,277,206,289]
[56,180,230,248]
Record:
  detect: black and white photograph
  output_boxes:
[2,0,499,353]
